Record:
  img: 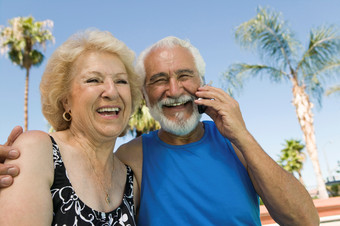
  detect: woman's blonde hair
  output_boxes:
[40,29,142,131]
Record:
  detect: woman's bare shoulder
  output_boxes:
[10,130,54,172]
[13,130,51,147]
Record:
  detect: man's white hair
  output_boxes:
[135,36,206,86]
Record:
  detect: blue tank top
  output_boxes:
[138,121,260,225]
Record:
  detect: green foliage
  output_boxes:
[128,99,161,137]
[330,184,339,196]
[259,197,264,205]
[0,16,54,69]
[278,139,305,175]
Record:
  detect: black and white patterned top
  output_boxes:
[50,136,136,226]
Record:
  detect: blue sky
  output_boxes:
[1,0,339,190]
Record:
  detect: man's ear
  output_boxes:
[141,88,149,108]
[142,86,147,101]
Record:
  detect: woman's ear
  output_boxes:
[62,97,71,113]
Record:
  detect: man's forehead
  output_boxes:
[145,46,195,72]
[158,48,174,59]
[148,45,191,58]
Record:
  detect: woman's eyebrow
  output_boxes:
[87,71,127,76]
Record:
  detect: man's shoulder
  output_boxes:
[116,136,143,187]
[202,120,218,133]
[118,136,143,152]
[202,120,215,126]
[116,136,143,165]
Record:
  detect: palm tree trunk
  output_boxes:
[291,77,328,199]
[24,68,29,131]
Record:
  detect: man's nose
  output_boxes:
[167,78,182,98]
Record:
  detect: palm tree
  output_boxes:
[0,16,54,131]
[326,84,340,96]
[278,139,306,186]
[128,99,161,137]
[223,7,340,199]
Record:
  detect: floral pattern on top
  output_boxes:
[50,136,136,226]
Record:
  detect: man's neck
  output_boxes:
[157,122,205,145]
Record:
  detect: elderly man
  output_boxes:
[0,36,319,225]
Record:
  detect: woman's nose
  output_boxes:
[102,79,118,99]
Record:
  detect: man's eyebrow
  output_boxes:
[149,72,168,82]
[175,69,195,75]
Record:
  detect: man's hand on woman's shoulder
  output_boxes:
[0,126,22,188]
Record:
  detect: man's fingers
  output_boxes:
[0,164,19,188]
[0,126,22,163]
[0,147,20,163]
[0,164,19,176]
[0,175,14,188]
[5,126,23,146]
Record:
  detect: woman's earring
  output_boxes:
[63,111,72,122]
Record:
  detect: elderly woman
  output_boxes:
[0,29,142,225]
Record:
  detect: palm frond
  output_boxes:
[0,16,54,68]
[8,48,22,66]
[298,25,340,76]
[298,26,340,106]
[223,63,287,96]
[278,139,305,173]
[235,7,300,70]
[303,59,340,106]
[326,85,340,96]
[31,50,44,67]
[310,59,340,78]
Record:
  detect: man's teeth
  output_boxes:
[166,102,187,107]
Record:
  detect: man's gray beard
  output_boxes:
[146,95,202,136]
